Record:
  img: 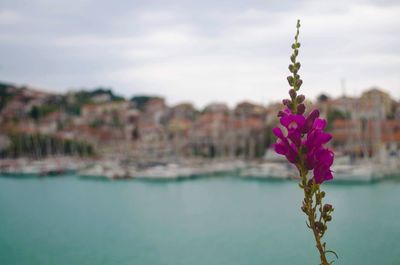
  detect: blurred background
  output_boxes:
[0,0,399,265]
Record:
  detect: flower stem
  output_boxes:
[300,169,329,265]
[307,205,329,265]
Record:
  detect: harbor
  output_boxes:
[1,85,399,185]
[1,155,399,183]
[1,2,400,264]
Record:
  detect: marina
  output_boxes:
[1,157,399,182]
[0,2,399,264]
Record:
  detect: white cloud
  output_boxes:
[0,0,399,105]
[137,10,179,22]
[0,10,24,25]
[105,54,287,107]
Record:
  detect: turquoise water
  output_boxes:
[0,175,400,265]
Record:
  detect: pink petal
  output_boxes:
[280,114,305,130]
[273,142,287,155]
[314,118,327,130]
[272,127,285,139]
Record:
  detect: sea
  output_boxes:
[0,175,399,265]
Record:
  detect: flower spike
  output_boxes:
[272,19,337,265]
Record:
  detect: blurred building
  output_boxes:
[1,82,399,162]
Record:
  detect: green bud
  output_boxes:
[287,76,294,85]
[325,215,332,222]
[296,95,305,103]
[316,194,322,204]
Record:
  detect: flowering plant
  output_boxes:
[273,20,337,265]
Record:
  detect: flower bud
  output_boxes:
[287,76,293,85]
[288,64,294,73]
[277,110,286,117]
[320,191,325,198]
[302,109,320,134]
[325,215,332,222]
[295,62,301,70]
[290,54,296,63]
[315,221,324,232]
[297,104,305,115]
[307,179,313,187]
[296,95,305,103]
[289,89,297,99]
[296,79,303,88]
[308,109,320,120]
[282,99,291,106]
[323,204,333,212]
[316,195,321,205]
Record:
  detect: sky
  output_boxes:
[0,0,399,108]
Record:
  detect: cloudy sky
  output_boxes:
[0,0,399,107]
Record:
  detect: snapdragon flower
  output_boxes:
[272,20,337,265]
[273,108,334,184]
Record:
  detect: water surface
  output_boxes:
[0,175,399,265]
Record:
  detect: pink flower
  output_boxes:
[273,127,299,163]
[273,109,334,184]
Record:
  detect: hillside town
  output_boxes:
[1,81,399,180]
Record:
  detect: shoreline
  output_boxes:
[1,155,400,183]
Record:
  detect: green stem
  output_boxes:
[300,168,329,265]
